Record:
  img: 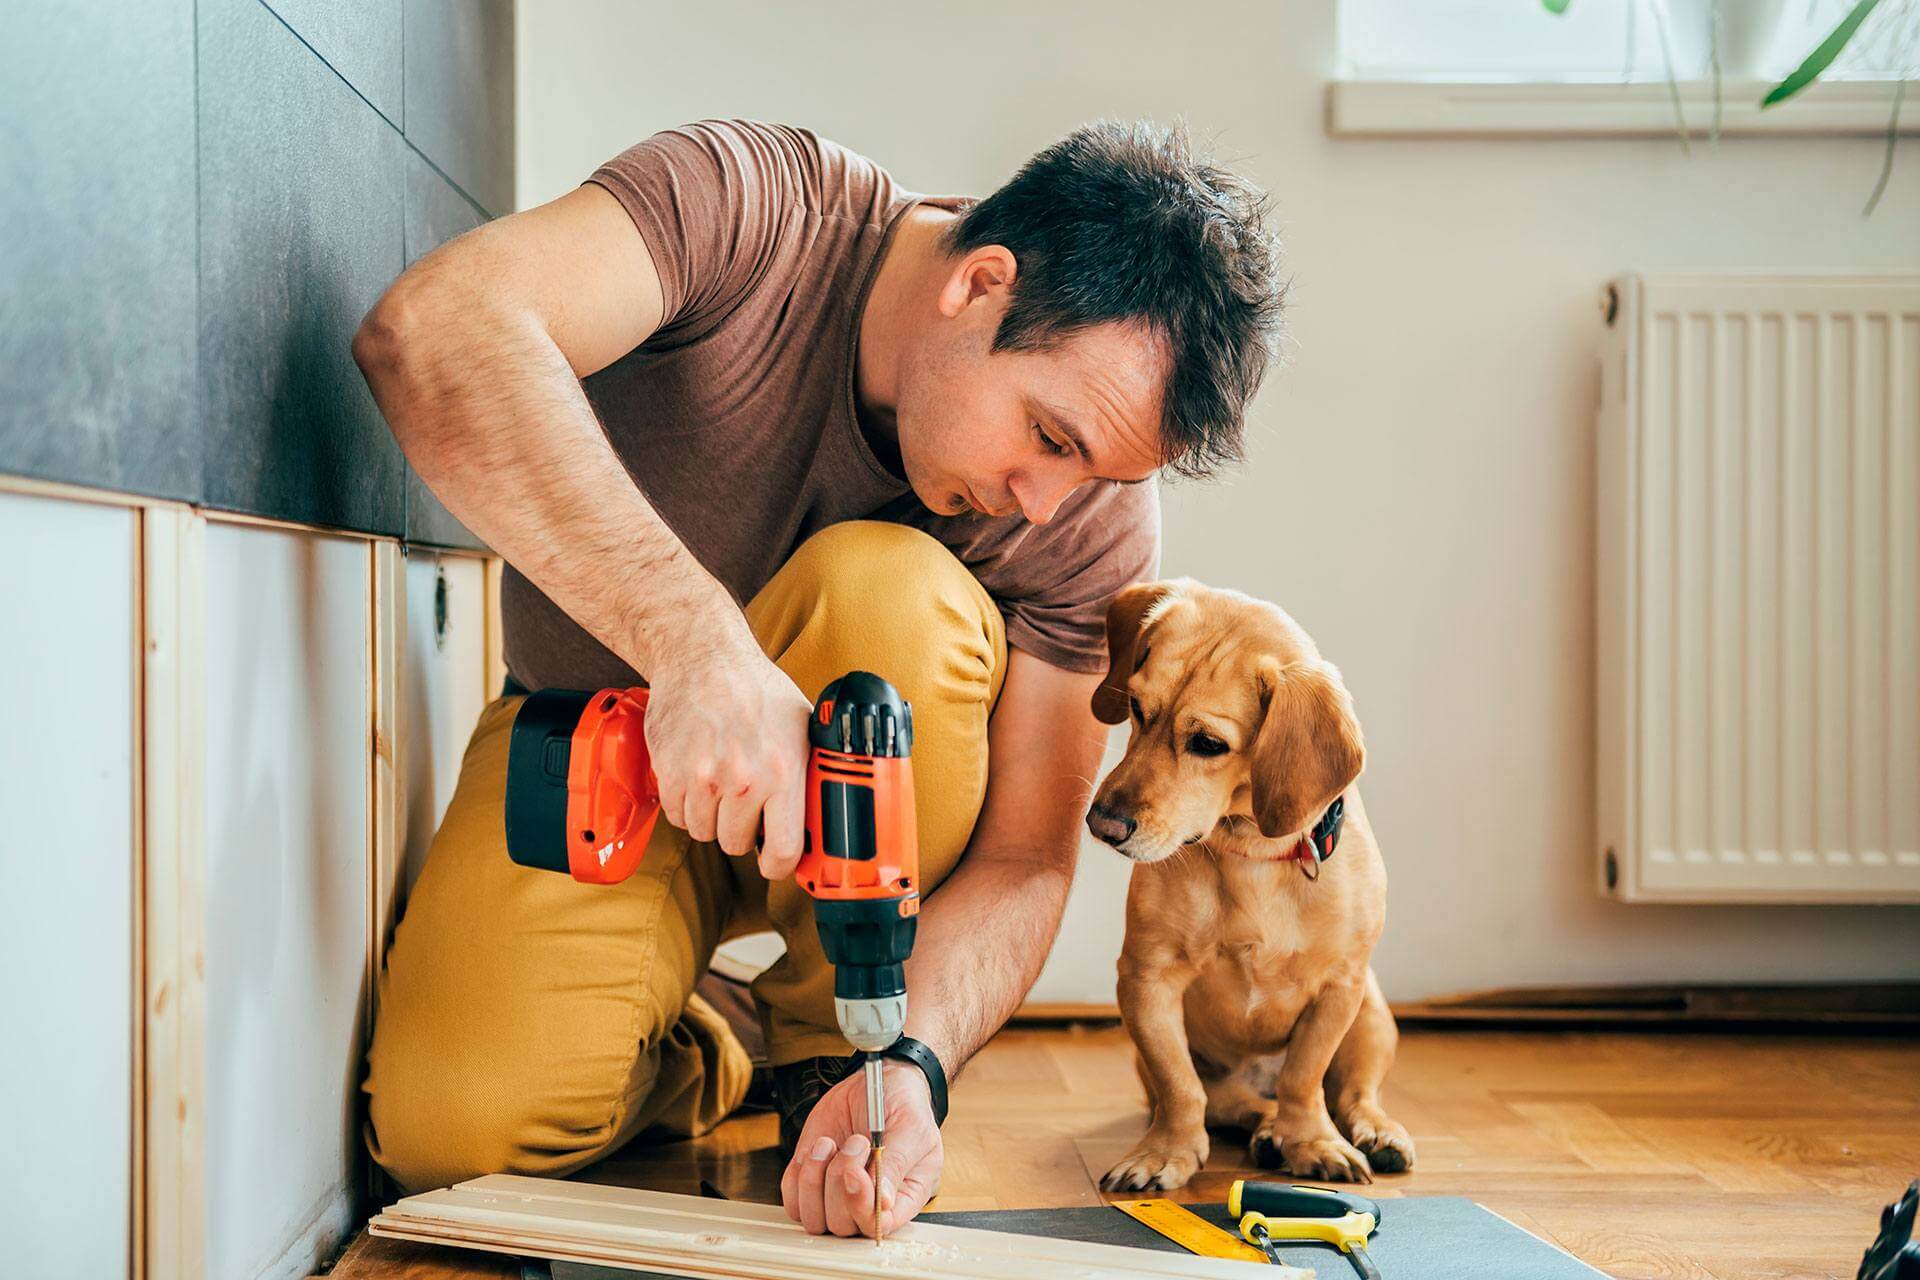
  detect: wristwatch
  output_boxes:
[861,1037,949,1127]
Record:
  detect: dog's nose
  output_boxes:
[1086,803,1137,848]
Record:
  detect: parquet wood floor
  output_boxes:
[325,1025,1919,1280]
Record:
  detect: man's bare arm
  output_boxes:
[900,648,1113,1073]
[352,185,811,872]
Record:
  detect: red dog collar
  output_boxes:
[1282,795,1347,868]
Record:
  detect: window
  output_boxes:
[1337,0,1917,85]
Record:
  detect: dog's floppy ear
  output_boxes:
[1091,581,1175,725]
[1249,658,1365,839]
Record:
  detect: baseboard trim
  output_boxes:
[1012,984,1920,1030]
[1010,1002,1121,1023]
[1391,982,1920,1029]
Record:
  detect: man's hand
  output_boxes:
[780,1061,942,1238]
[645,634,813,878]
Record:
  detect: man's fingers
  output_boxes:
[779,1153,801,1221]
[656,780,686,832]
[826,1135,871,1238]
[713,785,762,858]
[881,1165,940,1237]
[758,781,806,878]
[872,1119,941,1235]
[679,775,720,841]
[794,1134,836,1236]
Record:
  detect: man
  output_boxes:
[353,117,1282,1239]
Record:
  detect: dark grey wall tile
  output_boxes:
[404,0,515,216]
[199,0,408,535]
[0,0,198,499]
[260,0,403,126]
[401,148,490,551]
[404,145,487,268]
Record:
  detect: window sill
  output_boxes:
[1326,77,1918,138]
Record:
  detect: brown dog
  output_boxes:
[1086,579,1414,1190]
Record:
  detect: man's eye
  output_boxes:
[1187,732,1230,757]
[1033,423,1071,457]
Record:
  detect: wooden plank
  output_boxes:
[368,540,403,1205]
[369,538,403,1018]
[371,1175,1298,1279]
[142,506,207,1280]
[481,555,506,697]
[131,506,145,1280]
[0,470,183,510]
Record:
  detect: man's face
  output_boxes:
[893,278,1168,523]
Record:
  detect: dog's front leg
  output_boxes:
[1256,979,1375,1183]
[1101,968,1209,1191]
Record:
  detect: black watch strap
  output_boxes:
[865,1037,948,1127]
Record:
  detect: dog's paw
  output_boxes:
[1100,1130,1209,1192]
[1346,1111,1415,1174]
[1260,1130,1374,1184]
[1248,1129,1285,1169]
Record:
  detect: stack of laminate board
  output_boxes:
[370,1175,1304,1279]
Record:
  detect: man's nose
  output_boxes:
[1009,469,1074,525]
[1086,802,1137,847]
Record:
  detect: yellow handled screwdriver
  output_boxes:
[1239,1208,1380,1278]
[1230,1179,1383,1278]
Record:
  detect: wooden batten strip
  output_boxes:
[0,471,192,512]
[371,1175,1296,1279]
[141,507,207,1280]
[367,541,403,1025]
[129,507,147,1280]
[482,556,506,697]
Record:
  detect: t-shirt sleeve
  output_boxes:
[587,119,854,335]
[999,480,1161,673]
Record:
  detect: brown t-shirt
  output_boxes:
[500,119,1160,691]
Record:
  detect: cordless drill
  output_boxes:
[501,671,919,1229]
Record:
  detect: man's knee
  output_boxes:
[773,521,1002,680]
[368,1041,656,1193]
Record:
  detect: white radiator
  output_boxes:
[1596,274,1920,904]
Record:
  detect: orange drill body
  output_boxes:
[506,673,921,977]
[799,749,918,904]
[505,671,918,1240]
[562,687,660,883]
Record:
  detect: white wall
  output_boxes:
[400,551,491,899]
[0,492,135,1278]
[516,0,1920,1000]
[203,524,369,1280]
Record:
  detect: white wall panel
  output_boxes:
[0,491,135,1278]
[202,523,368,1280]
[401,551,489,898]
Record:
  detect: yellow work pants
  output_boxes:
[364,522,1006,1192]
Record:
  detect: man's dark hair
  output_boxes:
[945,120,1285,480]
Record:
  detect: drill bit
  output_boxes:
[863,1054,886,1245]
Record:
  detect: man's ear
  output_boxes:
[1249,658,1365,838]
[937,243,1017,317]
[1091,581,1175,725]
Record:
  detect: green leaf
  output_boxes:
[1541,0,1571,12]
[1762,0,1882,107]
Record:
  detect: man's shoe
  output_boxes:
[772,1054,860,1159]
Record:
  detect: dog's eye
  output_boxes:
[1187,732,1230,757]
[1129,696,1144,723]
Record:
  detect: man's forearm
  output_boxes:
[353,276,746,679]
[900,845,1076,1076]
